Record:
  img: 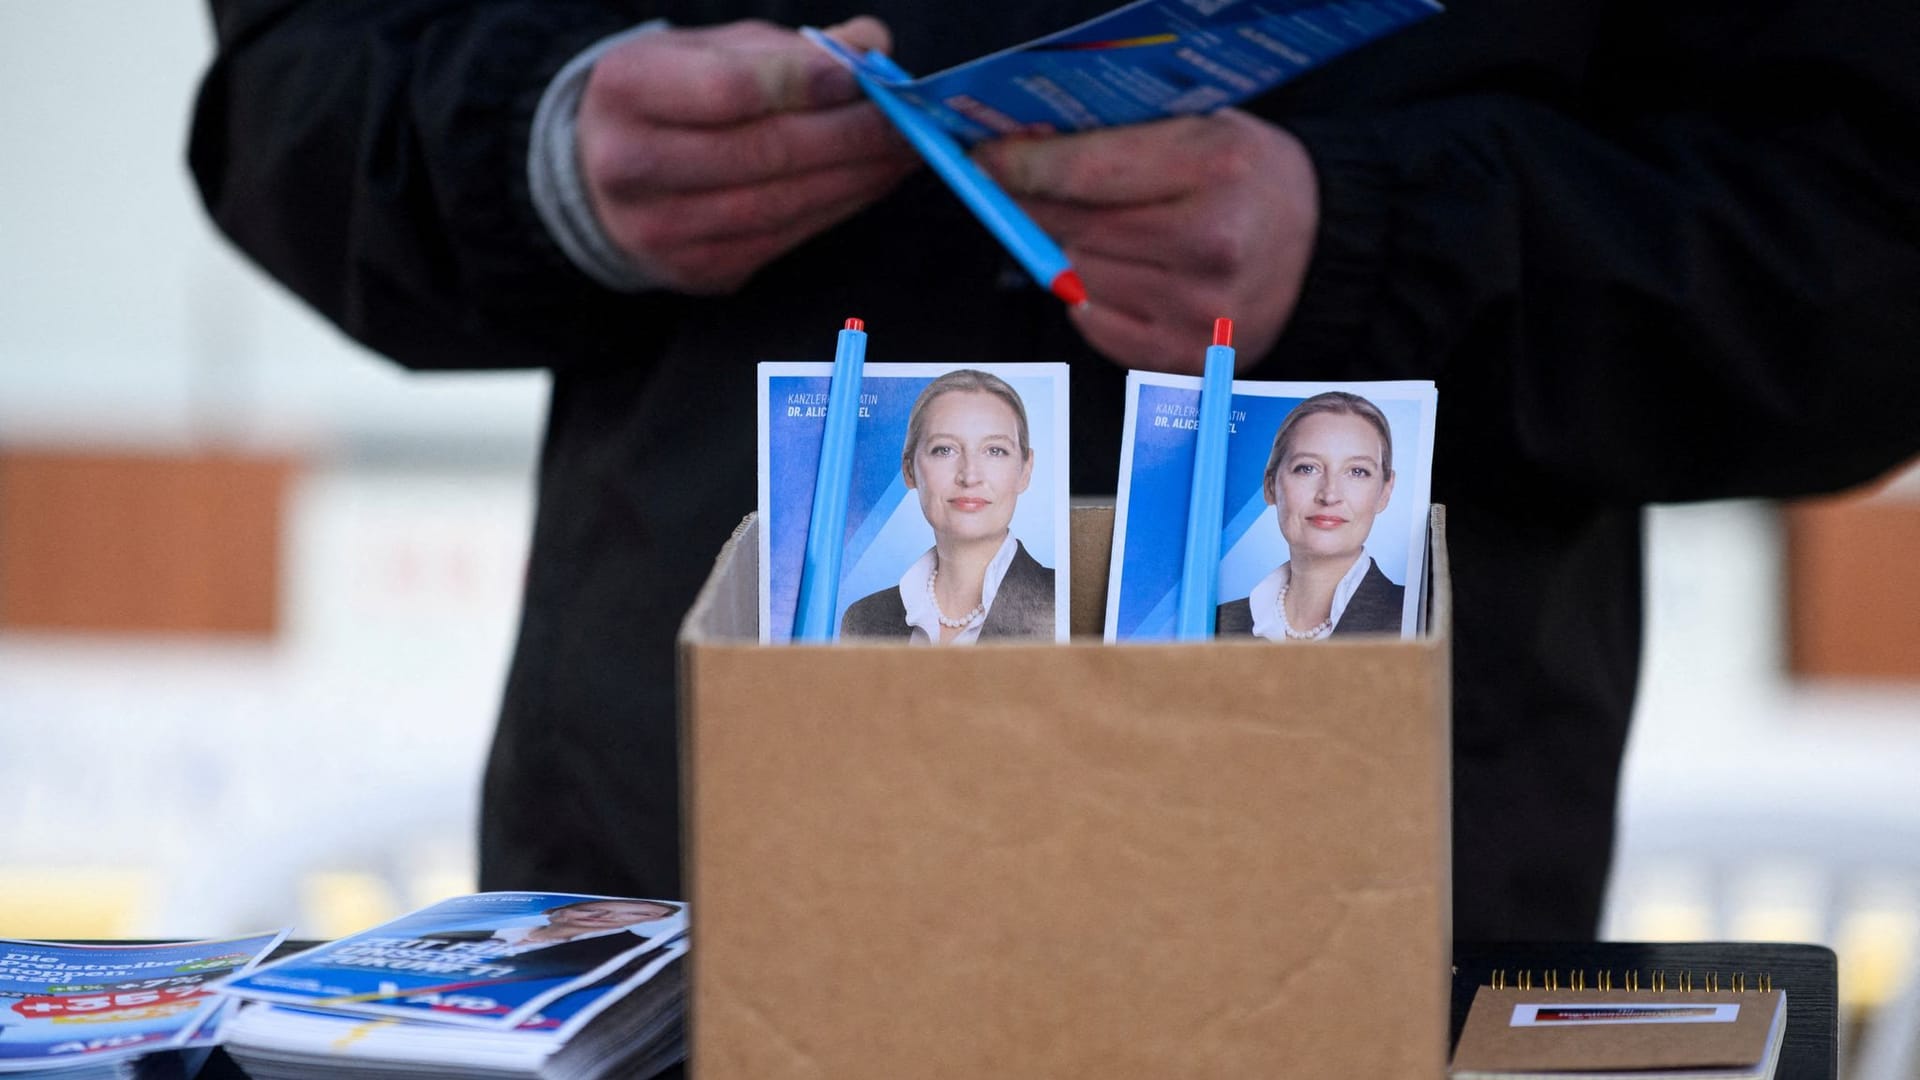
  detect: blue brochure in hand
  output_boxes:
[807,0,1439,300]
[813,0,1442,145]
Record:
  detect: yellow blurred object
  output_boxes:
[298,871,403,939]
[1837,906,1920,1011]
[0,868,152,938]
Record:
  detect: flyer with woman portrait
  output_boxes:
[212,893,686,1030]
[758,362,1071,645]
[1106,372,1437,642]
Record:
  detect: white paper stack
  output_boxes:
[221,941,685,1080]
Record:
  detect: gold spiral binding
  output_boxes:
[1483,968,1776,993]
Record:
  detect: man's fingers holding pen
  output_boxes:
[975,113,1258,205]
[578,15,916,295]
[621,191,880,296]
[600,158,915,255]
[975,110,1318,373]
[588,17,891,123]
[1063,253,1244,374]
[583,102,908,193]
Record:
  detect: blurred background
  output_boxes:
[2,6,1916,1077]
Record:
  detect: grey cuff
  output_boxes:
[528,20,670,293]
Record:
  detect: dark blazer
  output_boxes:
[420,928,652,982]
[1216,558,1406,638]
[840,541,1055,641]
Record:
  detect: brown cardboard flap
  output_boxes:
[680,505,1452,1079]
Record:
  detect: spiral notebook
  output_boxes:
[1449,972,1786,1080]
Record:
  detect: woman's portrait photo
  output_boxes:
[1105,374,1436,642]
[839,369,1053,644]
[760,362,1070,644]
[1215,392,1402,639]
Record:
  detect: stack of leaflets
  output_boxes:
[0,932,286,1079]
[212,893,686,1080]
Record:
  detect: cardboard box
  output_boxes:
[680,506,1452,1078]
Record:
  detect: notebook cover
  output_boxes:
[1450,986,1783,1073]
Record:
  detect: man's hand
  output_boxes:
[577,17,917,295]
[976,110,1317,373]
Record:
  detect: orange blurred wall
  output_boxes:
[0,450,292,636]
[1786,461,1920,681]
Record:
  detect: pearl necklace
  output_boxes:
[1276,580,1333,640]
[927,563,986,629]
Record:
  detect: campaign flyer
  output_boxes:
[1107,373,1437,642]
[0,931,286,1071]
[758,362,1071,645]
[212,893,686,1030]
[819,0,1441,144]
[224,939,688,1068]
[507,937,685,1043]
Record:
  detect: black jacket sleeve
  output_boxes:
[188,0,685,371]
[1271,2,1920,503]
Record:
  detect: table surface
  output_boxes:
[196,939,1834,1079]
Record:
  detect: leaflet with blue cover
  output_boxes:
[0,931,287,1071]
[1106,372,1437,642]
[221,939,687,1073]
[809,0,1441,144]
[210,893,686,1030]
[758,362,1071,644]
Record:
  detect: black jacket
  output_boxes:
[189,0,1920,940]
[840,540,1056,641]
[1216,557,1404,638]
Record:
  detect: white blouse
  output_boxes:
[1247,548,1374,641]
[896,533,1020,646]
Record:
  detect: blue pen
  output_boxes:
[792,317,869,643]
[811,33,1086,306]
[1175,318,1236,641]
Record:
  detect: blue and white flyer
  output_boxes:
[213,893,686,1030]
[759,362,1071,645]
[1107,372,1437,642]
[222,939,688,1073]
[817,0,1441,144]
[0,931,286,1071]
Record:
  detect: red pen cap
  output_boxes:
[844,317,865,332]
[1213,318,1233,347]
